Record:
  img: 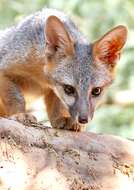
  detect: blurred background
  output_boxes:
[0,0,134,138]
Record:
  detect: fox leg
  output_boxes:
[0,74,25,116]
[44,88,83,131]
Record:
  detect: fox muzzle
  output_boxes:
[69,97,94,124]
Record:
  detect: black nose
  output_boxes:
[78,116,88,124]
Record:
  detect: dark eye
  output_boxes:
[91,87,102,97]
[63,85,75,96]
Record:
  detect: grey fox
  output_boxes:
[0,8,127,131]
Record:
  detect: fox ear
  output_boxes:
[93,25,127,67]
[45,15,74,56]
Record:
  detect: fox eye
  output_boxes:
[91,87,102,97]
[63,84,75,96]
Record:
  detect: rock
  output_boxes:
[0,117,134,190]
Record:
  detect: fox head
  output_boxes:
[44,15,127,124]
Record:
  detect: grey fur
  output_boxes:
[0,8,86,69]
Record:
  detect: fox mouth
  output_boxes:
[69,105,95,125]
[69,108,89,124]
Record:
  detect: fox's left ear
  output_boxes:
[45,15,74,57]
[93,25,127,68]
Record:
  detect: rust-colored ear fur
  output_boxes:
[93,25,127,66]
[45,15,74,56]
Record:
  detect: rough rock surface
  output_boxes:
[0,117,134,190]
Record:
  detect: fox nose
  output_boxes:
[78,115,88,124]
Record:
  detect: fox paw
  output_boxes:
[9,113,37,126]
[70,122,83,132]
[52,117,84,131]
